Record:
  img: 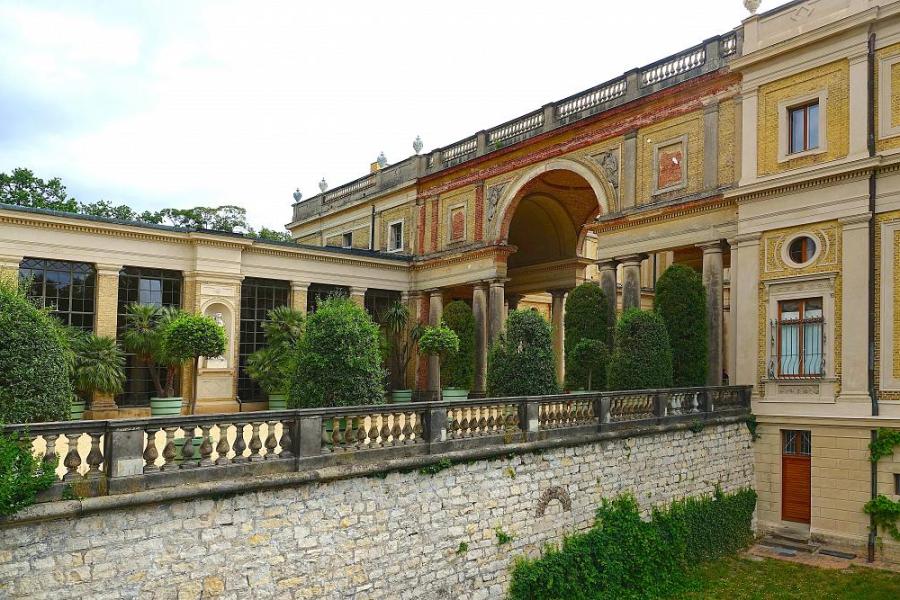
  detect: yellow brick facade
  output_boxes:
[718,98,737,187]
[636,110,704,203]
[379,205,411,252]
[757,60,850,176]
[876,43,900,152]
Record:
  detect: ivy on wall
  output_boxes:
[864,428,900,541]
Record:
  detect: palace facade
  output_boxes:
[2,0,900,561]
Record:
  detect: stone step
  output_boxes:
[759,536,820,554]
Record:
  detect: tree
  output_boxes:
[161,313,227,414]
[569,339,609,391]
[0,167,77,213]
[288,297,385,408]
[564,282,614,390]
[247,227,294,242]
[121,304,182,398]
[607,309,673,391]
[0,275,72,423]
[441,301,475,389]
[487,309,558,397]
[246,306,305,396]
[653,264,708,387]
[156,205,249,232]
[383,301,422,390]
[419,322,461,392]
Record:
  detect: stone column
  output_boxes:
[291,282,309,315]
[698,242,724,386]
[550,289,568,386]
[702,99,719,191]
[427,289,443,394]
[726,241,738,385]
[488,279,506,345]
[472,282,489,397]
[0,254,22,279]
[349,286,367,309]
[598,259,618,315]
[734,234,760,387]
[839,214,871,402]
[619,254,644,311]
[87,264,122,419]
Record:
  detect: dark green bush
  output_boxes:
[441,301,475,389]
[487,310,558,397]
[607,309,673,391]
[288,297,385,407]
[653,264,708,386]
[0,276,71,423]
[161,313,227,365]
[509,488,757,600]
[0,432,57,516]
[569,339,608,391]
[564,283,614,390]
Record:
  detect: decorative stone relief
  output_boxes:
[590,150,620,200]
[763,225,838,276]
[535,485,572,517]
[486,182,508,222]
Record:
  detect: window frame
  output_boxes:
[387,219,404,252]
[19,258,97,331]
[776,297,825,379]
[783,233,820,268]
[788,101,820,155]
[237,277,291,403]
[341,231,353,249]
[777,90,828,163]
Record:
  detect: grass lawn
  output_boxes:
[675,555,900,600]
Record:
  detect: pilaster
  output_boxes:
[427,289,444,394]
[619,254,645,310]
[620,131,637,210]
[733,233,761,387]
[86,264,122,419]
[472,282,489,396]
[838,214,871,402]
[291,282,309,315]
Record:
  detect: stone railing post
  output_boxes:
[542,103,556,133]
[521,397,541,441]
[699,389,713,414]
[653,392,668,424]
[424,407,447,445]
[597,395,611,432]
[297,415,323,457]
[476,130,487,156]
[105,425,145,478]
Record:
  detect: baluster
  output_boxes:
[215,424,231,465]
[62,433,82,482]
[264,421,278,459]
[355,416,368,448]
[459,409,470,438]
[181,426,197,468]
[330,417,343,448]
[390,413,402,445]
[280,419,294,458]
[449,409,460,439]
[233,423,248,463]
[248,422,263,462]
[477,409,487,435]
[379,413,391,446]
[487,409,496,433]
[42,433,59,474]
[401,412,413,444]
[343,417,354,450]
[85,432,103,479]
[162,427,178,471]
[143,427,160,473]
[198,425,213,467]
[368,415,380,446]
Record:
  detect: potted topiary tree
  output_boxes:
[68,330,127,419]
[383,301,422,403]
[246,306,305,409]
[487,309,559,397]
[161,312,227,415]
[121,304,183,416]
[418,321,460,401]
[440,301,475,401]
[607,308,673,391]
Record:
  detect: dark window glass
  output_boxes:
[778,297,824,378]
[389,222,403,251]
[364,289,401,325]
[789,101,820,154]
[238,278,290,402]
[116,267,182,406]
[307,284,348,313]
[782,430,812,456]
[342,232,353,248]
[19,258,96,331]
[788,236,816,264]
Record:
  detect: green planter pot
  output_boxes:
[69,401,86,421]
[391,389,413,403]
[151,397,184,417]
[268,394,287,410]
[173,436,208,461]
[442,388,469,401]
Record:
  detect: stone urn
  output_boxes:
[744,0,761,15]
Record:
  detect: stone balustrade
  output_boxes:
[3,385,750,505]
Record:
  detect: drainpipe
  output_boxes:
[370,205,376,251]
[866,29,878,563]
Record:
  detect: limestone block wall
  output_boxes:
[0,423,751,600]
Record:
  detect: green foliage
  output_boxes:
[418,323,460,358]
[245,227,293,242]
[509,489,757,600]
[246,307,305,395]
[0,432,57,516]
[607,309,673,391]
[569,339,609,391]
[288,297,385,408]
[0,167,78,212]
[869,428,900,463]
[654,265,708,387]
[121,304,182,398]
[565,283,614,390]
[69,332,127,396]
[383,301,422,390]
[0,276,71,423]
[495,526,513,546]
[745,415,760,442]
[864,495,900,541]
[689,421,705,434]
[419,458,453,476]
[487,310,559,397]
[161,313,227,364]
[441,301,475,389]
[456,541,469,555]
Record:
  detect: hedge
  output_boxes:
[0,276,71,423]
[654,264,708,386]
[441,300,475,389]
[487,309,558,397]
[509,488,757,600]
[607,309,673,391]
[564,283,613,390]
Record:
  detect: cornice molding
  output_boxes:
[590,195,735,234]
[412,244,516,271]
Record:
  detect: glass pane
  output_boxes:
[780,301,801,320]
[804,322,823,375]
[807,103,819,149]
[790,107,805,153]
[780,323,800,375]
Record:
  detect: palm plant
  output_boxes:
[246,306,305,396]
[383,301,422,391]
[121,304,182,398]
[71,334,126,396]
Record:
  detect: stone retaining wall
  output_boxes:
[0,422,752,599]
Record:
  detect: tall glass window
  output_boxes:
[777,298,824,378]
[364,288,401,325]
[306,283,349,313]
[116,267,183,405]
[238,278,290,402]
[19,258,96,330]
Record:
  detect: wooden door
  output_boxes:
[781,430,811,524]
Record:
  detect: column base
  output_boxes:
[85,407,120,420]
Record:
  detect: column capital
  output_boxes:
[95,263,123,277]
[616,253,647,266]
[839,213,872,230]
[596,258,618,270]
[426,288,443,298]
[489,278,508,288]
[548,288,571,298]
[695,240,725,254]
[349,286,367,297]
[290,281,309,293]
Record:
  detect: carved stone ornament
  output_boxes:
[486,182,508,222]
[744,0,761,15]
[591,150,620,197]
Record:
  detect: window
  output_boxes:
[388,221,403,252]
[787,236,817,265]
[777,298,824,378]
[782,430,812,456]
[895,473,900,496]
[342,232,353,248]
[306,283,349,313]
[19,258,96,330]
[364,288,401,324]
[789,101,820,154]
[116,267,182,406]
[238,278,290,402]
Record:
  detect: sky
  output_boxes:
[0,0,792,231]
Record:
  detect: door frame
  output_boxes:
[781,429,812,524]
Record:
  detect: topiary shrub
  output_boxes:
[161,313,227,414]
[564,283,614,390]
[487,309,558,397]
[654,264,708,386]
[569,338,609,391]
[0,276,71,423]
[441,301,475,390]
[0,432,57,517]
[607,308,673,391]
[288,297,385,408]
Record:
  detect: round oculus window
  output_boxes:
[787,236,816,265]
